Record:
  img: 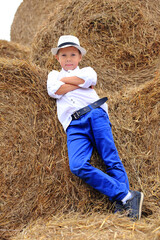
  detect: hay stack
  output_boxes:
[0,58,111,239]
[10,0,67,45]
[1,0,160,238]
[107,72,160,216]
[0,40,30,60]
[1,58,159,239]
[31,0,160,77]
[12,212,160,240]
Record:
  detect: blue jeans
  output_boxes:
[66,107,129,202]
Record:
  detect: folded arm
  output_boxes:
[55,76,84,95]
[47,67,97,99]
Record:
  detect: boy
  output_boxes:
[47,35,144,220]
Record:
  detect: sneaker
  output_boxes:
[123,190,144,221]
[114,201,124,214]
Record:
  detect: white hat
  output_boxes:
[51,35,86,56]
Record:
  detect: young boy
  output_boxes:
[47,35,144,220]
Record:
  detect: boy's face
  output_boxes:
[56,46,82,71]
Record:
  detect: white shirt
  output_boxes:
[47,66,108,131]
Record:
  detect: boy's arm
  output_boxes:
[55,76,84,95]
[55,83,79,95]
[60,76,85,85]
[74,67,97,88]
[60,68,97,89]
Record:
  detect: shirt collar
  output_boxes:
[62,66,79,73]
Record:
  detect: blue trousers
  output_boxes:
[66,107,129,202]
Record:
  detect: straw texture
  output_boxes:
[31,0,160,73]
[0,58,111,239]
[10,0,66,45]
[0,40,30,60]
[12,212,160,240]
[0,0,160,239]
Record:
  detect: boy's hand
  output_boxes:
[60,77,69,83]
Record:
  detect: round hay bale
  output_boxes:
[0,54,159,238]
[0,58,159,238]
[0,40,30,60]
[31,0,160,75]
[10,0,67,45]
[107,72,160,216]
[0,58,111,239]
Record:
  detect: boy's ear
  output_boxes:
[79,54,82,62]
[55,55,59,62]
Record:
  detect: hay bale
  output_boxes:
[0,58,111,239]
[107,72,160,216]
[31,0,160,75]
[0,60,159,238]
[12,212,160,240]
[2,1,159,238]
[0,40,30,60]
[10,0,67,45]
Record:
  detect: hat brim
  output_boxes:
[51,44,86,56]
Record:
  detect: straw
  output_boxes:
[31,0,160,73]
[0,40,30,60]
[1,0,160,239]
[10,0,67,45]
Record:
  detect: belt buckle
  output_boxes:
[73,111,80,120]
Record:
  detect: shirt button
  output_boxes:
[71,99,75,104]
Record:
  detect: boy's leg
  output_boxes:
[90,107,129,191]
[67,108,143,220]
[66,113,129,202]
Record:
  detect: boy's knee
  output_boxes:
[69,162,89,179]
[70,165,81,177]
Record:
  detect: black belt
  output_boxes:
[71,97,108,120]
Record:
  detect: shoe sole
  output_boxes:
[138,192,144,220]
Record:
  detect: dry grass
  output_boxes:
[0,40,30,60]
[0,58,110,239]
[31,0,160,74]
[1,0,160,239]
[106,73,160,211]
[11,212,160,240]
[10,0,67,45]
[0,58,159,240]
